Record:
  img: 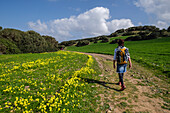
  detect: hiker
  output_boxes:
[113,39,132,91]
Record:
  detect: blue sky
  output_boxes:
[0,0,170,42]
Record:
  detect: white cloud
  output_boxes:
[138,22,142,26]
[28,20,48,33]
[156,21,167,29]
[28,7,134,42]
[134,0,170,28]
[106,19,134,32]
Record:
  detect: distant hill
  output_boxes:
[0,25,170,54]
[59,25,170,47]
[0,27,61,54]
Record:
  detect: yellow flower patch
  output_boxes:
[0,51,96,112]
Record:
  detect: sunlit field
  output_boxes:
[67,37,170,78]
[0,51,100,112]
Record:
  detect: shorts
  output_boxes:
[117,64,127,73]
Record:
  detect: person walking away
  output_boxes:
[113,39,132,91]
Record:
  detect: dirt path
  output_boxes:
[84,53,169,113]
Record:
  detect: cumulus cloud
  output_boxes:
[156,21,167,29]
[28,7,134,42]
[28,20,48,33]
[106,19,134,32]
[134,0,170,28]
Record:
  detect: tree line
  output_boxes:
[0,27,63,54]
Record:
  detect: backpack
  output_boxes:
[116,47,128,64]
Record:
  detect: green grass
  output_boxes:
[66,37,170,79]
[0,51,101,112]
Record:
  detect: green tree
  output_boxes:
[167,26,170,32]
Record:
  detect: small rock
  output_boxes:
[99,74,104,77]
[91,85,95,87]
[109,106,114,111]
[24,86,29,89]
[106,109,112,113]
[131,74,134,77]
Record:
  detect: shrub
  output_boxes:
[125,35,142,41]
[0,26,2,30]
[109,39,118,44]
[115,29,125,33]
[0,28,59,54]
[108,33,118,37]
[122,32,135,36]
[101,37,109,43]
[94,40,98,43]
[76,40,89,47]
[0,37,21,54]
[60,40,76,46]
[146,32,160,39]
[58,45,65,50]
[167,26,170,32]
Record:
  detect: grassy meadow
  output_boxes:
[66,37,170,78]
[0,36,170,112]
[0,51,101,112]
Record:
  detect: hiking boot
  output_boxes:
[120,85,126,91]
[116,82,121,85]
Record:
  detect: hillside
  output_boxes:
[66,36,170,78]
[64,25,170,79]
[60,25,170,47]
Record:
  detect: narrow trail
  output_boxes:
[84,53,169,113]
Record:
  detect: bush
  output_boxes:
[76,40,89,47]
[58,45,65,50]
[0,37,21,54]
[122,32,135,36]
[101,37,109,43]
[126,27,137,31]
[0,26,2,30]
[0,27,59,54]
[60,40,76,46]
[0,44,6,54]
[42,35,58,51]
[108,33,118,37]
[125,35,142,41]
[125,31,160,41]
[167,26,170,32]
[94,40,98,43]
[109,39,118,44]
[115,29,125,33]
[146,32,160,39]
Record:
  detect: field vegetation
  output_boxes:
[0,51,101,112]
[66,37,170,79]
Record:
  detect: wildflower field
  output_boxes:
[0,51,100,112]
